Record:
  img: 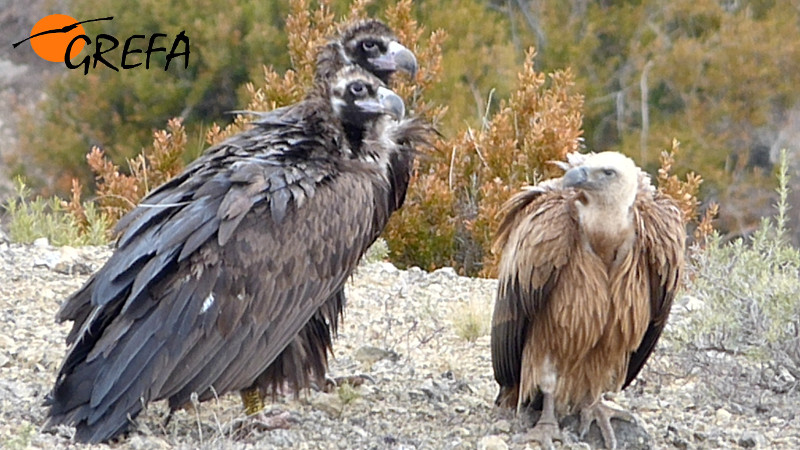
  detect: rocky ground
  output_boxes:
[1,236,799,449]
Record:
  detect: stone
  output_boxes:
[432,267,458,279]
[560,412,654,450]
[714,408,732,425]
[354,346,399,365]
[739,430,766,448]
[493,419,512,434]
[477,435,509,450]
[32,237,49,248]
[310,393,343,417]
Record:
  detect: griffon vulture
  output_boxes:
[45,65,428,443]
[491,152,685,449]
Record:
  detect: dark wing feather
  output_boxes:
[46,94,397,442]
[622,192,685,389]
[55,102,315,340]
[249,116,431,398]
[490,187,577,407]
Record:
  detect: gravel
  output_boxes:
[1,240,799,449]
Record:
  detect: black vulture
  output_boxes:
[45,64,429,443]
[52,18,422,429]
[242,18,418,412]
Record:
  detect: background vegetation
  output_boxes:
[3,0,799,272]
[682,150,800,384]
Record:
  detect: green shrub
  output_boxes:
[684,150,800,368]
[4,177,110,246]
[451,299,491,343]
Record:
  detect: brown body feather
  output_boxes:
[491,152,684,417]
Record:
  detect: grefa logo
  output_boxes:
[12,14,190,74]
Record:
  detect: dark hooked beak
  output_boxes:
[354,86,405,120]
[369,41,418,78]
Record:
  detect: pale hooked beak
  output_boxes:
[377,86,405,120]
[562,167,589,189]
[353,86,405,120]
[369,41,418,78]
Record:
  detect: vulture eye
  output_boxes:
[603,169,616,177]
[349,81,368,98]
[361,40,379,53]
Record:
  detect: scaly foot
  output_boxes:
[518,419,561,450]
[579,399,636,449]
[226,409,298,439]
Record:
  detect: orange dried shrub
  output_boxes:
[64,178,89,231]
[656,139,717,242]
[82,118,188,223]
[387,48,584,277]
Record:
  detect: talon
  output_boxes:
[518,421,560,450]
[251,410,297,430]
[517,391,561,450]
[225,409,298,439]
[579,399,636,449]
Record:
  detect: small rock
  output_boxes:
[354,346,398,365]
[375,261,399,273]
[777,366,796,384]
[561,412,653,449]
[125,435,171,450]
[681,295,706,312]
[478,435,509,450]
[33,251,60,270]
[493,419,512,434]
[739,430,766,448]
[407,266,425,275]
[432,267,458,279]
[33,237,49,247]
[666,424,690,449]
[452,427,470,437]
[693,430,707,442]
[310,392,343,417]
[0,334,14,350]
[419,379,449,402]
[635,398,660,412]
[714,408,732,425]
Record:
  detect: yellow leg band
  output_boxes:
[241,387,264,416]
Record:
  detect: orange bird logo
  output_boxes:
[12,15,112,62]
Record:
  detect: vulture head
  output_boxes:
[331,66,405,142]
[562,151,639,211]
[317,19,418,85]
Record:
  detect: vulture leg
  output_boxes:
[240,387,264,416]
[520,391,561,450]
[226,389,296,437]
[578,398,636,449]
